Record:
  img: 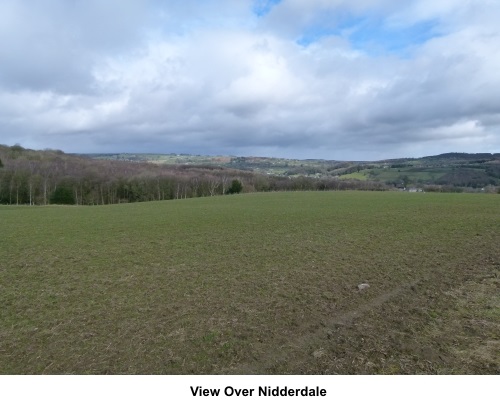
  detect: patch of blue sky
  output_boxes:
[296,27,333,46]
[296,13,366,46]
[349,18,441,56]
[297,15,442,57]
[253,0,282,17]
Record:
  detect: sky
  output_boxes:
[1,0,499,160]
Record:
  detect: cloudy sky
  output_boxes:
[1,0,499,160]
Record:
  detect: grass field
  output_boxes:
[338,172,369,180]
[1,191,499,374]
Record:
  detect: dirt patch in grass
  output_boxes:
[228,262,499,374]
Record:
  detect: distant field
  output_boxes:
[1,192,499,374]
[338,171,369,180]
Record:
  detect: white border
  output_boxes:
[1,375,497,405]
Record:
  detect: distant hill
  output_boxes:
[421,152,500,161]
[84,151,500,190]
[0,144,498,206]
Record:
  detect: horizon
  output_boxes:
[76,149,499,163]
[5,143,497,163]
[1,1,500,160]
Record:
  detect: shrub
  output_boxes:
[227,179,243,194]
[50,186,75,204]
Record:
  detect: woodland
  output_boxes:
[0,144,498,205]
[0,145,386,205]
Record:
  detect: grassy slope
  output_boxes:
[338,172,369,180]
[1,192,498,374]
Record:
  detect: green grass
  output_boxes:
[338,171,369,180]
[1,192,499,374]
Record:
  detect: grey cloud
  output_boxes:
[1,1,499,160]
[0,0,150,93]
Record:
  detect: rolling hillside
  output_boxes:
[86,152,500,190]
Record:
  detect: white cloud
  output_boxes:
[0,0,499,159]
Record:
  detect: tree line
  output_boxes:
[0,145,391,205]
